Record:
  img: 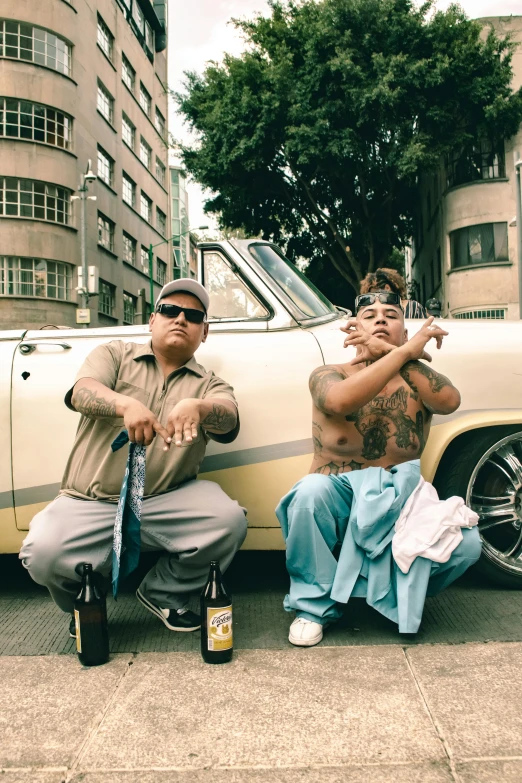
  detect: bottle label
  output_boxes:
[74,609,81,653]
[207,606,232,651]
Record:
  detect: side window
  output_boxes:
[203,252,269,320]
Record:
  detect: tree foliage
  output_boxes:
[177,0,522,296]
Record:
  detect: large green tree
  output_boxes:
[177,0,522,297]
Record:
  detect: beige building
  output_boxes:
[408,15,522,320]
[0,0,170,329]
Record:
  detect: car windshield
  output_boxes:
[248,244,336,319]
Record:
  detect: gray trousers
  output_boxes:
[19,480,248,614]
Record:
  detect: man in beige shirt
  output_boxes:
[20,279,247,635]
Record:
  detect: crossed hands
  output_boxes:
[123,398,203,449]
[340,316,449,366]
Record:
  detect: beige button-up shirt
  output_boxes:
[60,340,239,502]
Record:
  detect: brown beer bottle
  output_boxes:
[74,563,109,667]
[200,561,233,664]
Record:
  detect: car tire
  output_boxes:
[433,425,522,589]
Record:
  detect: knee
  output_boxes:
[216,499,248,548]
[291,474,333,507]
[20,525,61,587]
[456,527,482,564]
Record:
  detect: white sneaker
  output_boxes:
[288,617,324,647]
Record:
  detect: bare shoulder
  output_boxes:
[309,364,352,412]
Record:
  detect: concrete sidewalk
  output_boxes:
[1,641,522,783]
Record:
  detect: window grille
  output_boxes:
[123,291,137,324]
[97,146,114,187]
[0,177,70,224]
[155,157,166,186]
[156,207,166,236]
[447,139,506,189]
[450,223,509,268]
[122,113,135,149]
[0,21,72,76]
[122,232,136,265]
[122,173,136,207]
[156,258,166,286]
[155,108,166,139]
[454,309,506,320]
[97,15,114,61]
[139,136,151,169]
[122,54,135,92]
[139,82,151,116]
[0,256,71,299]
[0,98,72,149]
[97,80,114,124]
[97,212,114,251]
[140,191,152,223]
[140,245,149,273]
[98,279,115,316]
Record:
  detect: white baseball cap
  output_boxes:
[155,278,210,312]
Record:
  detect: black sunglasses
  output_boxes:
[355,292,403,312]
[155,303,206,324]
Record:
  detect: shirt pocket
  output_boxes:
[109,381,151,429]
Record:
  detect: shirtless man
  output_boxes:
[276,291,482,646]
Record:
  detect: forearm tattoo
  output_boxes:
[309,366,347,412]
[399,361,453,400]
[201,403,237,432]
[73,386,116,418]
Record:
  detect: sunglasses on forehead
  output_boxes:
[155,303,206,324]
[355,292,403,312]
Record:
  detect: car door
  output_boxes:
[10,325,151,531]
[197,246,324,548]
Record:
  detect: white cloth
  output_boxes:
[392,477,479,574]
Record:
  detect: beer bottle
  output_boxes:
[74,563,109,667]
[200,561,233,664]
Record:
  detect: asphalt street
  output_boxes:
[2,553,522,782]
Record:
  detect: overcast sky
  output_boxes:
[167,0,521,234]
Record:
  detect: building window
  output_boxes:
[156,207,166,236]
[0,177,70,224]
[132,1,145,34]
[140,245,149,273]
[454,309,506,320]
[128,0,154,59]
[97,212,114,252]
[121,53,135,92]
[155,107,166,139]
[98,279,115,317]
[155,157,166,186]
[97,146,114,187]
[97,14,114,61]
[139,136,152,169]
[123,291,137,324]
[122,113,135,149]
[0,256,72,299]
[122,231,136,265]
[139,82,151,116]
[0,21,72,76]
[140,191,152,223]
[450,222,509,269]
[0,98,72,150]
[447,139,506,190]
[122,172,136,207]
[156,258,166,286]
[97,80,114,124]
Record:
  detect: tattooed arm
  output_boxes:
[71,378,170,446]
[309,345,413,416]
[399,361,460,414]
[199,399,238,434]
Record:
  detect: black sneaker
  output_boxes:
[69,615,76,638]
[136,588,201,632]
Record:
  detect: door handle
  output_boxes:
[18,342,72,354]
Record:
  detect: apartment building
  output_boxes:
[0,0,169,329]
[407,16,522,320]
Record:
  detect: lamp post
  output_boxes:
[147,225,208,312]
[514,151,522,319]
[71,160,97,327]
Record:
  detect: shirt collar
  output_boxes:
[133,340,205,377]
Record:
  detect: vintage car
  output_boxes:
[2,239,522,587]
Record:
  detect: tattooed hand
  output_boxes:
[166,399,203,447]
[122,399,170,447]
[405,317,449,362]
[342,319,397,365]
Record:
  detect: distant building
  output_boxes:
[407,15,522,320]
[169,165,191,279]
[0,0,169,329]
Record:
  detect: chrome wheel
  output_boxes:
[467,433,522,577]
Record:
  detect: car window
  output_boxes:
[248,244,336,319]
[203,251,269,320]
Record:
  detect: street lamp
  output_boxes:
[71,160,97,326]
[147,225,209,311]
[514,152,522,319]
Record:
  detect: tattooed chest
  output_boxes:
[345,386,427,461]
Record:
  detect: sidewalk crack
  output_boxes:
[403,647,462,783]
[64,654,136,783]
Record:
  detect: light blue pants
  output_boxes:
[276,473,482,632]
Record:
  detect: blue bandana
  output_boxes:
[110,431,146,599]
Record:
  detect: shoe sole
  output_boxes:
[288,630,324,647]
[136,589,201,632]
